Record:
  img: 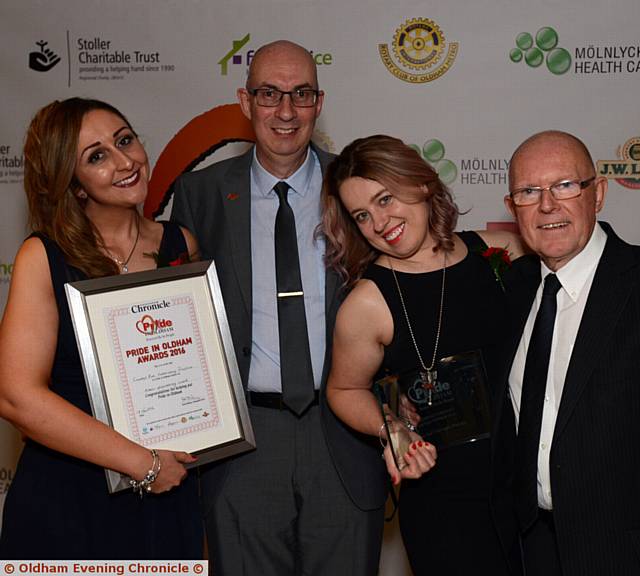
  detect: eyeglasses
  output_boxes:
[509,176,596,207]
[247,87,320,107]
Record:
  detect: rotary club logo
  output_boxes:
[597,137,640,190]
[379,18,458,84]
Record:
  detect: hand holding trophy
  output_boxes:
[375,378,437,483]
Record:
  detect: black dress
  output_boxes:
[363,232,510,576]
[0,222,203,559]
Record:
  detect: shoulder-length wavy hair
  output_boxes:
[24,97,136,277]
[320,134,460,288]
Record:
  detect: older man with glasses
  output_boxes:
[171,40,386,575]
[491,130,640,576]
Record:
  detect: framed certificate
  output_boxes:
[65,261,255,493]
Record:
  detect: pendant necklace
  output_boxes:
[388,252,446,406]
[105,214,140,273]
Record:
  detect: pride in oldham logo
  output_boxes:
[509,27,571,75]
[29,40,61,72]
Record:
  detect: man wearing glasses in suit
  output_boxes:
[172,40,386,575]
[492,130,640,576]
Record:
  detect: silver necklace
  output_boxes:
[105,215,140,273]
[388,252,446,406]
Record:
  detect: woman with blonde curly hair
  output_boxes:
[322,135,524,575]
[0,98,201,558]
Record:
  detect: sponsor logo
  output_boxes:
[29,40,61,72]
[0,144,24,184]
[410,139,457,185]
[509,27,571,75]
[574,45,640,75]
[460,157,510,186]
[510,28,639,76]
[379,17,458,83]
[597,137,640,189]
[218,33,252,75]
[218,34,333,77]
[73,35,174,83]
[0,261,13,285]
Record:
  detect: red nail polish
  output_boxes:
[411,443,417,450]
[418,441,424,447]
[406,451,412,458]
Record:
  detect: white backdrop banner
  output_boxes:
[1,0,639,569]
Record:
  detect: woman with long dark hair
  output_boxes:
[0,98,202,559]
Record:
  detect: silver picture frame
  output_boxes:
[65,260,255,493]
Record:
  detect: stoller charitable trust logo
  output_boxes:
[597,137,640,190]
[509,27,571,75]
[379,18,458,83]
[29,40,61,72]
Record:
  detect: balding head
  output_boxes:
[505,130,607,271]
[247,40,318,89]
[509,130,595,190]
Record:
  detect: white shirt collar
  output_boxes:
[251,146,315,198]
[540,222,607,303]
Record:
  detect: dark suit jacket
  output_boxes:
[492,222,640,575]
[171,144,388,512]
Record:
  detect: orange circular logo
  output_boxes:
[144,103,255,219]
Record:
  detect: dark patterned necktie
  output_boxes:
[273,181,315,415]
[515,273,562,531]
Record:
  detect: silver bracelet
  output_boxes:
[130,449,161,497]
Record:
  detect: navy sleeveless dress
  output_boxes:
[0,222,202,559]
[363,232,510,576]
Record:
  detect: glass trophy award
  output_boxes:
[372,376,412,471]
[374,349,491,453]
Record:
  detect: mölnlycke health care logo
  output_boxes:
[509,27,571,75]
[379,18,458,83]
[410,139,457,185]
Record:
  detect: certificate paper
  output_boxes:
[105,294,220,446]
[66,261,255,492]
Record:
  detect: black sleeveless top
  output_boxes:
[363,231,508,495]
[0,222,203,560]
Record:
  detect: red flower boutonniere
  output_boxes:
[144,251,191,268]
[480,246,512,291]
[226,193,240,201]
